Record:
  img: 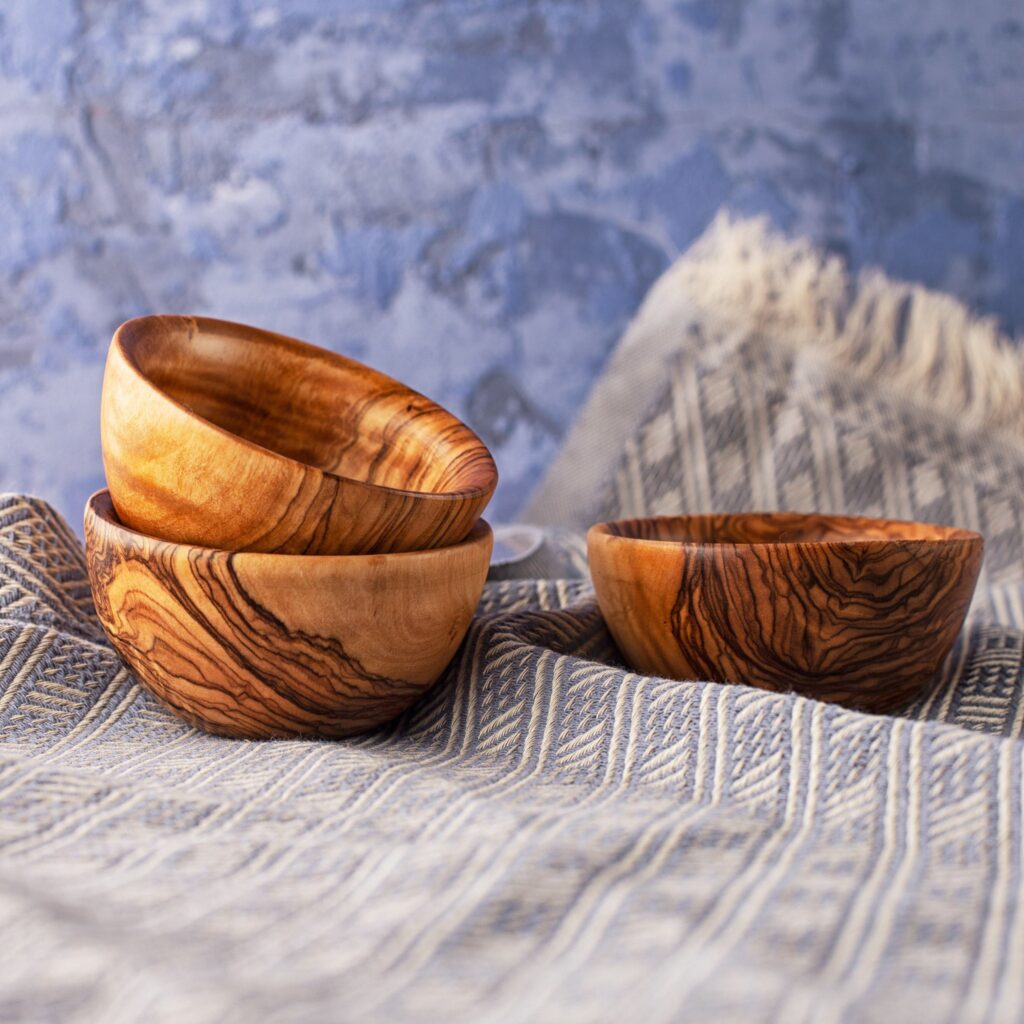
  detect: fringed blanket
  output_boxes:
[2,215,1023,1021]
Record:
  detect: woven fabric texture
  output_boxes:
[526,213,1024,532]
[0,488,1021,1023]
[0,491,1019,1019]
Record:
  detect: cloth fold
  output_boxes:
[0,493,1020,1022]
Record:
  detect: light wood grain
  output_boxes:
[85,490,492,739]
[588,512,984,712]
[102,315,498,555]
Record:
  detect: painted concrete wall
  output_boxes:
[0,0,1021,526]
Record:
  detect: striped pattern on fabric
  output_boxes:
[0,493,1020,1022]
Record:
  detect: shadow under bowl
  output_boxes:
[587,512,984,712]
[102,314,498,555]
[85,489,493,739]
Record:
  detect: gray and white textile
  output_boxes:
[1,216,1023,1021]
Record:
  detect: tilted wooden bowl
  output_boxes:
[102,315,497,555]
[84,490,492,739]
[588,513,984,712]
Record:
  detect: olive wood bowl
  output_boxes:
[102,315,498,555]
[588,512,984,712]
[84,490,492,739]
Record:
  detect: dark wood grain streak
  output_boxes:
[588,513,984,712]
[102,315,498,555]
[85,490,492,738]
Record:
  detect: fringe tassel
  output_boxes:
[668,213,1024,439]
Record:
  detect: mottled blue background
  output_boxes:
[0,0,1021,526]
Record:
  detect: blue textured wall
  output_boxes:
[0,0,1022,526]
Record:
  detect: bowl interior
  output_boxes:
[118,316,496,498]
[597,513,979,546]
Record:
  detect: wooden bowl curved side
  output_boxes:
[84,491,493,739]
[588,513,984,712]
[102,315,498,556]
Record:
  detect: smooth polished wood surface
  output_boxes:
[588,512,984,712]
[85,490,492,739]
[102,315,498,555]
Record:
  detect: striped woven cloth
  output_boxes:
[0,493,1021,1022]
[2,216,1024,1021]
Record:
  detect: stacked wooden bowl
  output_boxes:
[85,315,497,739]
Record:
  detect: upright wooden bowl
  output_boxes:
[84,490,492,739]
[588,513,983,712]
[102,315,497,555]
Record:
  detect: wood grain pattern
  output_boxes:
[84,490,492,739]
[102,315,498,555]
[588,512,984,712]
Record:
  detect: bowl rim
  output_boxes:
[85,489,493,564]
[588,512,984,548]
[111,314,499,506]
